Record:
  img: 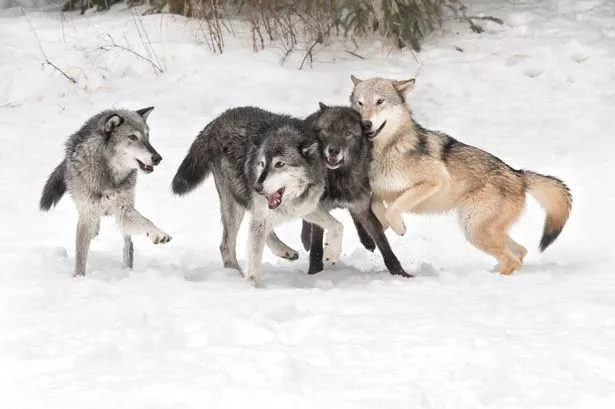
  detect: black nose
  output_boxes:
[327,146,341,156]
[152,153,162,166]
[361,120,372,130]
[254,182,263,193]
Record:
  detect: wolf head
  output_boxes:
[253,125,321,210]
[310,103,365,170]
[102,107,162,174]
[349,76,415,142]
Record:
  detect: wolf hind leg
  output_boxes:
[122,235,134,269]
[74,215,100,276]
[507,236,528,263]
[217,187,245,271]
[459,191,524,275]
[266,232,298,261]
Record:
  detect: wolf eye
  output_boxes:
[357,101,363,107]
[345,131,354,138]
[259,160,265,167]
[128,134,138,141]
[376,99,384,105]
[274,161,285,168]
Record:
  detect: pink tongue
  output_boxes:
[267,191,280,206]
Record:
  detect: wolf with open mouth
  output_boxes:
[172,106,345,286]
[299,103,411,278]
[39,107,172,277]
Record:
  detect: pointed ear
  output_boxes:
[350,75,362,86]
[393,78,415,95]
[318,102,328,112]
[103,113,123,135]
[136,106,155,121]
[301,142,319,159]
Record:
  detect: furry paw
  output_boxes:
[391,268,413,278]
[283,251,299,261]
[386,211,406,236]
[245,273,260,287]
[271,246,299,261]
[323,234,342,263]
[147,229,172,244]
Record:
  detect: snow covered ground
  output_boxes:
[1,1,615,407]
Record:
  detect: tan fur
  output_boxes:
[351,76,572,275]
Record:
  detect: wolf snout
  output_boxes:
[254,182,264,193]
[327,146,341,156]
[361,120,372,131]
[152,152,162,166]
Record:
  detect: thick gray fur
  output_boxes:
[300,104,411,277]
[39,107,172,276]
[172,106,345,286]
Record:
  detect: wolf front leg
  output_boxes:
[266,231,299,261]
[74,214,100,276]
[122,235,134,269]
[350,212,376,252]
[114,206,172,244]
[386,180,442,236]
[303,207,344,264]
[245,215,270,287]
[350,207,412,278]
[371,195,389,230]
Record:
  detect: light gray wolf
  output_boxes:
[171,106,344,286]
[40,107,172,276]
[299,103,411,277]
[349,76,572,275]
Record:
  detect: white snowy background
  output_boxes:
[1,1,614,408]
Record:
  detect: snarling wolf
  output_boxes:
[171,106,344,286]
[299,103,411,277]
[40,107,172,276]
[350,76,572,275]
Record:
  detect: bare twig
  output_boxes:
[101,34,164,74]
[131,8,164,72]
[345,49,365,59]
[299,22,335,70]
[279,48,293,65]
[21,8,77,84]
[447,0,503,34]
[468,15,504,25]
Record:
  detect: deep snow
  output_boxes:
[1,1,614,408]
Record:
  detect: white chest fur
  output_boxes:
[370,153,412,195]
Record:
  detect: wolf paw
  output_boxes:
[245,273,261,288]
[147,229,172,244]
[271,246,299,261]
[386,211,406,236]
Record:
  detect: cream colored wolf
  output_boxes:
[350,75,572,275]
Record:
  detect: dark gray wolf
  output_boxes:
[40,107,172,276]
[299,103,411,278]
[350,75,572,274]
[171,106,344,286]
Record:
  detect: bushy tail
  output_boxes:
[523,171,572,252]
[40,160,67,211]
[171,136,213,196]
